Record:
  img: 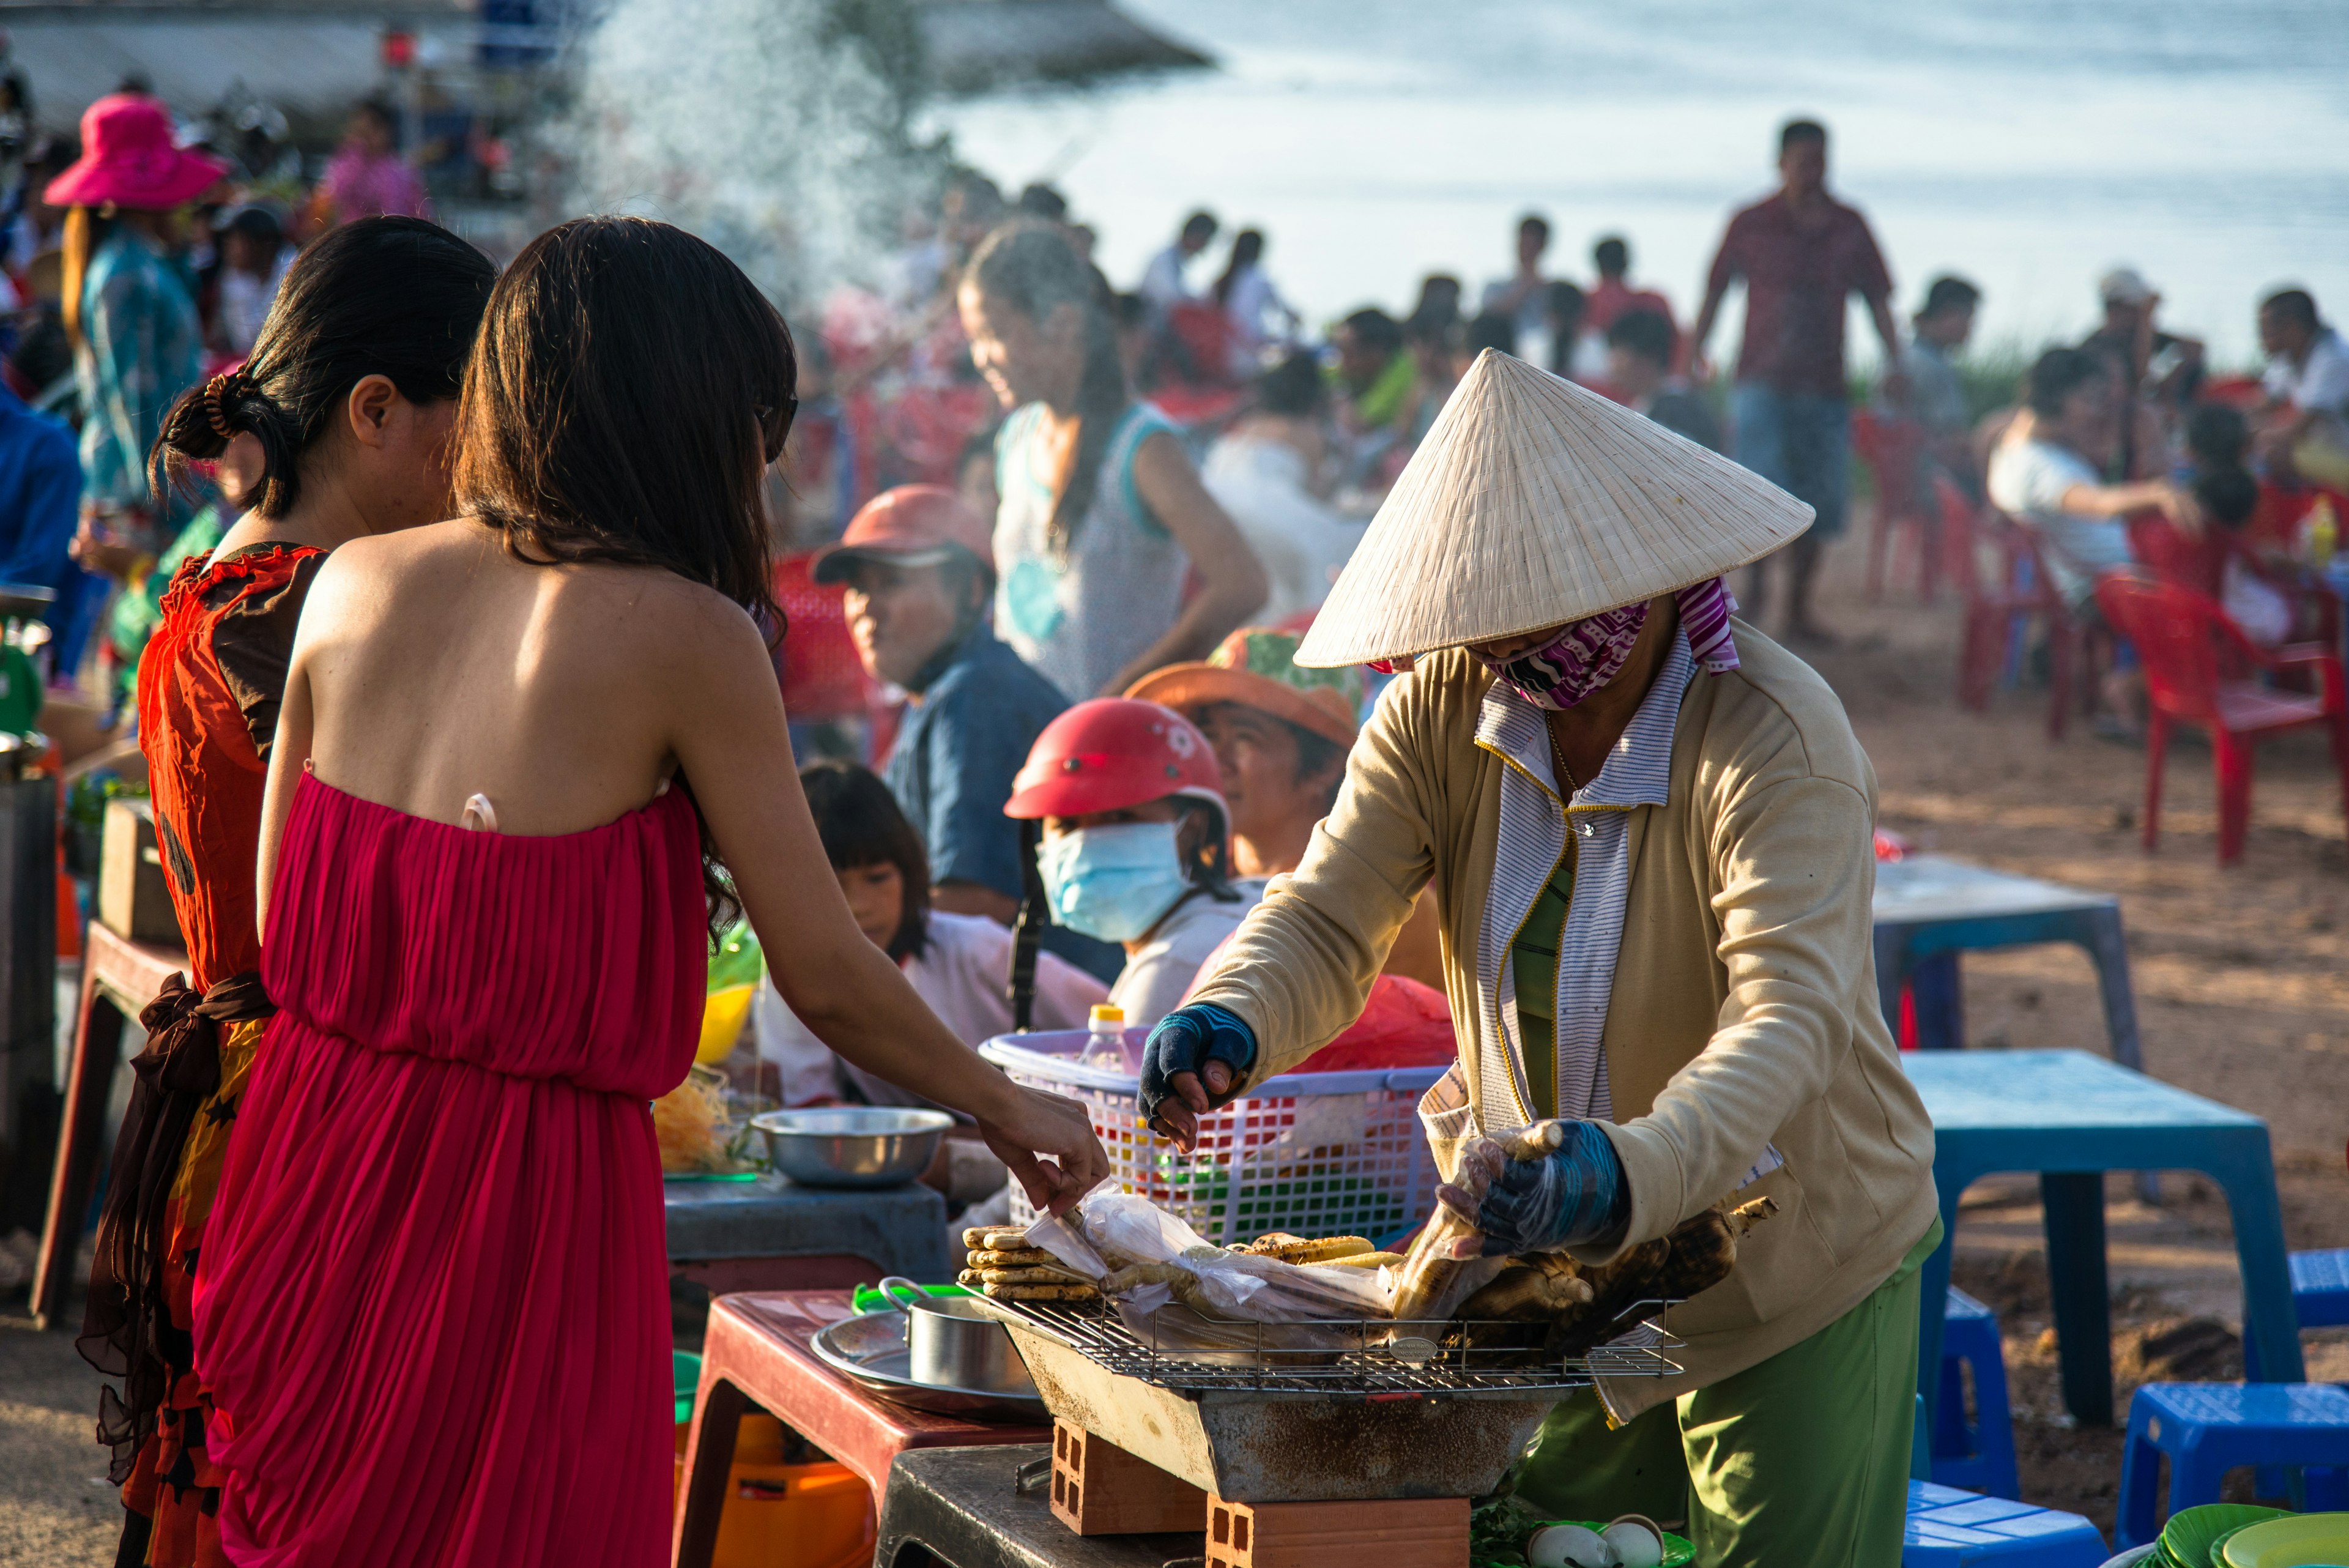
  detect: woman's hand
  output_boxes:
[974,1081,1109,1216]
[1435,1121,1629,1256]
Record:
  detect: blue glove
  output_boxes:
[1139,1002,1258,1129]
[1469,1122,1630,1255]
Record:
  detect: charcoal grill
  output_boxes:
[965,1296,1682,1503]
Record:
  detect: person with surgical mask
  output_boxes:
[1139,349,1940,1567]
[1002,698,1260,1028]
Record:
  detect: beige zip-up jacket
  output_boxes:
[1187,623,1937,1416]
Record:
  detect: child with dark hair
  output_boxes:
[753,760,1106,1108]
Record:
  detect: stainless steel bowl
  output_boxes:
[750,1107,954,1189]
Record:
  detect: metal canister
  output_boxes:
[880,1278,1036,1395]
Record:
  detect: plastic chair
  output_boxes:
[1903,1481,2110,1566]
[1857,411,1939,602]
[1934,1288,2021,1499]
[2092,574,2349,865]
[1947,481,2092,740]
[2115,1383,2349,1547]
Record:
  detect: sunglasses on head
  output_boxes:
[754,392,798,466]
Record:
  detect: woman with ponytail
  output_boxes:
[80,214,493,1568]
[187,217,1105,1566]
[48,94,226,584]
[962,220,1265,699]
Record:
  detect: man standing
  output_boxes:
[1480,213,1556,370]
[815,485,1119,979]
[1690,119,1901,644]
[1138,210,1219,312]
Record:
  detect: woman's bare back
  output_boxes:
[288,517,755,836]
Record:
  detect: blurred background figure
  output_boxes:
[1893,273,1982,486]
[1690,117,1901,645]
[209,202,291,359]
[1138,207,1218,312]
[2255,286,2349,492]
[310,97,429,229]
[1211,227,1299,377]
[1581,233,1676,357]
[1605,308,1720,451]
[1480,211,1554,368]
[1200,351,1360,623]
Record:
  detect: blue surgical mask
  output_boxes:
[1037,822,1191,943]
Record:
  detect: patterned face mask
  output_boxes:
[1474,601,1652,710]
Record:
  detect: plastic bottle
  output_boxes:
[1083,1003,1127,1067]
[2310,496,2339,566]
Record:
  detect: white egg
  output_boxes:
[1600,1519,1663,1568]
[1526,1524,1615,1568]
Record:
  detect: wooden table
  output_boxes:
[1907,1049,2301,1430]
[674,1289,1050,1568]
[29,922,182,1328]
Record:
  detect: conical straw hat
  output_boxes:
[1294,349,1814,668]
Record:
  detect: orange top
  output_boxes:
[135,541,327,990]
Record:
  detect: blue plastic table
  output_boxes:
[1907,1050,2301,1430]
[1874,854,2141,1067]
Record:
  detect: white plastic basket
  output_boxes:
[979,1029,1448,1247]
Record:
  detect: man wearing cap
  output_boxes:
[1127,626,1443,987]
[2080,266,2203,476]
[816,485,1116,978]
[1141,351,1939,1566]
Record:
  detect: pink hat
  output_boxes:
[45,95,229,211]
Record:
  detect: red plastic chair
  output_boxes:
[1854,410,1937,602]
[2093,573,2349,865]
[1945,479,2093,738]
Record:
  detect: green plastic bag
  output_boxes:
[709,919,763,992]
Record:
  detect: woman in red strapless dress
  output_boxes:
[192,218,1110,1567]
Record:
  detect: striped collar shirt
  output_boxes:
[1469,631,1697,1135]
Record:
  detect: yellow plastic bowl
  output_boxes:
[2224,1514,2349,1568]
[697,984,757,1065]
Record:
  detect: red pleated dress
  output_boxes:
[191,770,704,1566]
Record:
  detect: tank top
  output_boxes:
[992,401,1186,700]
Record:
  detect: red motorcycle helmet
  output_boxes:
[1003,698,1228,825]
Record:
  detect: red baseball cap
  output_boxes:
[811,485,994,585]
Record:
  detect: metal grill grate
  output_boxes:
[989,1298,1685,1397]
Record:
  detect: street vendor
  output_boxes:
[1141,349,1939,1566]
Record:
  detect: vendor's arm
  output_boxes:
[1105,431,1267,696]
[1589,764,1881,1259]
[1165,672,1442,1126]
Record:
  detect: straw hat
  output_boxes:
[1293,350,1813,669]
[1125,627,1362,748]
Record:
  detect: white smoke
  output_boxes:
[556,0,940,309]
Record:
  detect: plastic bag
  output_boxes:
[655,1064,752,1174]
[1026,1184,1391,1328]
[1291,974,1459,1072]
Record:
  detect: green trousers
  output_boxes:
[1513,1219,1941,1568]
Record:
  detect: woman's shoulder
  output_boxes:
[1683,623,1871,794]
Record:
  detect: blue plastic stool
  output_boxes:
[1934,1287,2021,1499]
[2244,1249,2349,1380]
[1903,1481,2109,1566]
[2116,1383,2349,1547]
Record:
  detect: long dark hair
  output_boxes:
[452,215,795,938]
[800,759,932,962]
[966,220,1127,554]
[150,215,494,515]
[1212,228,1263,308]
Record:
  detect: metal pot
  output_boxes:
[879,1278,1036,1395]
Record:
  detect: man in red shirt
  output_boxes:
[1689,119,1904,644]
[1583,235,1676,344]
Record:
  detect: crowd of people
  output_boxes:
[5,65,2344,1567]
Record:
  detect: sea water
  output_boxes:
[930,0,2349,368]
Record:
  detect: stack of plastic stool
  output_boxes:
[1903,1481,2109,1566]
[2116,1383,2349,1547]
[2243,1249,2349,1380]
[1935,1287,2021,1499]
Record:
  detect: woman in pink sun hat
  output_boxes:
[50,93,228,581]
